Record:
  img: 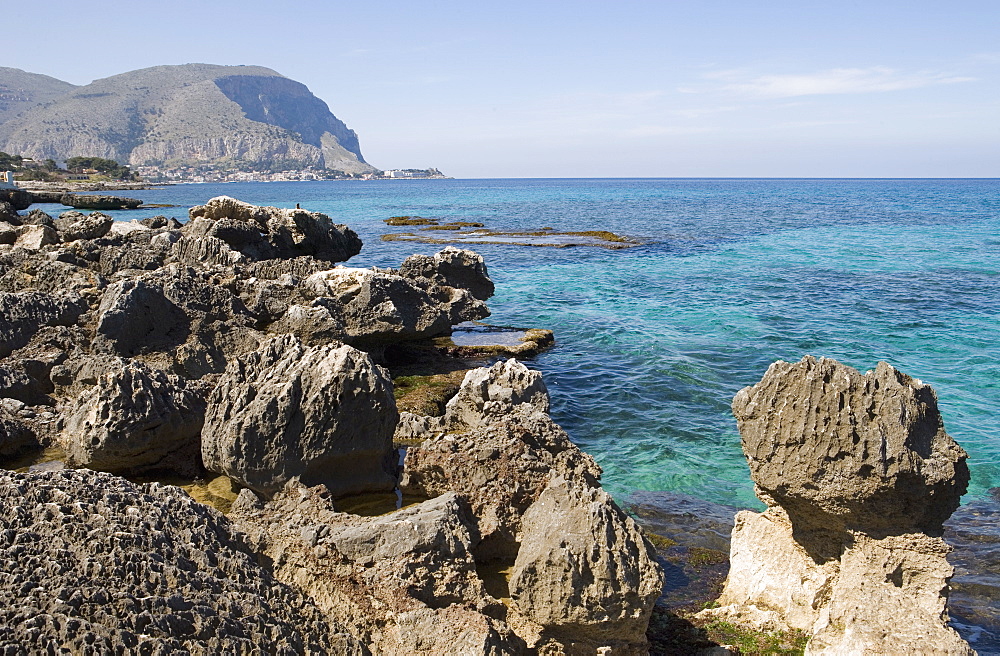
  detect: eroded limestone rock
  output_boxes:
[201,334,398,497]
[399,246,495,301]
[0,469,363,654]
[231,483,523,655]
[700,356,973,655]
[54,211,114,242]
[59,358,208,474]
[510,477,664,653]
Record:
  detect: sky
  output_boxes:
[5,1,1000,177]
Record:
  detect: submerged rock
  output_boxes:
[201,334,398,497]
[0,469,363,654]
[700,356,973,655]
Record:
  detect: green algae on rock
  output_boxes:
[383,227,642,249]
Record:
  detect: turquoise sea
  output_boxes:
[85,178,1000,510]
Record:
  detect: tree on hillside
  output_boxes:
[0,152,24,170]
[65,156,136,180]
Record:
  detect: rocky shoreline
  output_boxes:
[0,195,986,654]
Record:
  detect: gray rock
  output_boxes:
[0,291,88,358]
[231,483,523,655]
[94,278,189,357]
[0,201,20,225]
[733,356,969,535]
[60,193,142,210]
[0,222,15,245]
[700,357,974,655]
[398,246,495,301]
[300,266,489,351]
[442,358,549,430]
[59,358,208,474]
[54,210,114,241]
[0,469,364,654]
[402,408,600,560]
[186,196,362,263]
[201,334,399,497]
[0,187,32,211]
[21,209,54,228]
[509,476,664,651]
[0,409,38,457]
[13,223,59,249]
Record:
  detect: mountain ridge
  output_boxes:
[0,64,376,174]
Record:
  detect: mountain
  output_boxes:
[0,67,78,127]
[0,64,376,174]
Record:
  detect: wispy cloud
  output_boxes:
[688,67,974,98]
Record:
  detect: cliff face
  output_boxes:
[0,68,77,128]
[0,64,375,174]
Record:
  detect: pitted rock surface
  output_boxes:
[231,483,523,655]
[402,409,600,560]
[443,358,550,429]
[510,476,664,652]
[398,246,495,301]
[186,195,362,263]
[60,358,208,474]
[0,291,88,358]
[0,469,364,655]
[201,334,398,497]
[701,356,974,655]
[733,356,969,534]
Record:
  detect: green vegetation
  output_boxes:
[65,156,136,180]
[644,531,678,550]
[392,371,468,419]
[701,620,809,655]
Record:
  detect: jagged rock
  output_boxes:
[0,469,364,654]
[509,476,664,653]
[736,357,969,535]
[0,291,88,358]
[399,246,495,301]
[442,358,549,429]
[402,408,600,560]
[231,483,523,655]
[299,265,489,351]
[0,222,16,245]
[60,193,142,210]
[0,201,20,224]
[53,210,114,241]
[0,188,31,211]
[0,409,38,457]
[171,234,246,267]
[201,334,398,497]
[93,266,260,376]
[21,209,54,228]
[94,278,189,356]
[13,223,59,249]
[59,358,208,474]
[700,357,973,655]
[186,196,362,263]
[0,251,105,295]
[26,190,64,204]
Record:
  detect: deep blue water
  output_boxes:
[80,178,1000,510]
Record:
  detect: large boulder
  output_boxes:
[59,359,208,474]
[509,477,664,653]
[0,409,38,457]
[231,483,523,655]
[442,358,549,429]
[296,265,489,351]
[0,469,363,654]
[734,356,969,536]
[185,196,362,263]
[700,357,973,655]
[398,246,495,301]
[13,223,59,250]
[201,334,399,497]
[0,291,88,358]
[54,210,114,241]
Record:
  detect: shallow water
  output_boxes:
[88,178,1000,509]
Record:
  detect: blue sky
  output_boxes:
[6,1,999,177]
